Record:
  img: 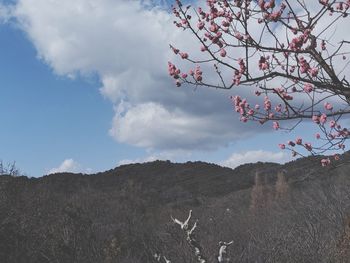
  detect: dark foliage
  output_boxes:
[1,154,350,262]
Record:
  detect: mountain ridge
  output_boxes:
[1,152,350,262]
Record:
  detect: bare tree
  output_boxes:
[275,170,289,200]
[170,210,233,263]
[0,160,20,176]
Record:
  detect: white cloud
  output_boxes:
[220,150,290,169]
[118,149,291,169]
[13,0,171,75]
[48,159,80,174]
[6,0,270,152]
[110,101,257,150]
[8,0,348,154]
[117,148,196,166]
[48,159,92,174]
[118,155,160,166]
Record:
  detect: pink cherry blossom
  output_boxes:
[321,158,331,167]
[329,120,336,128]
[295,138,302,145]
[240,116,248,122]
[303,83,313,93]
[169,0,350,167]
[235,32,243,41]
[305,143,312,151]
[309,67,319,77]
[275,104,282,112]
[209,23,219,33]
[197,21,205,30]
[264,97,271,111]
[220,49,227,57]
[312,115,320,124]
[278,143,286,149]
[273,121,280,130]
[324,102,333,111]
[319,114,327,124]
[180,52,189,59]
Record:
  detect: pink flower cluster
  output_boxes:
[168,62,180,79]
[312,114,327,124]
[303,83,313,93]
[168,62,182,87]
[204,31,224,48]
[197,21,205,30]
[180,52,188,59]
[284,138,313,151]
[336,2,350,11]
[168,61,204,86]
[289,32,310,51]
[273,87,293,101]
[321,158,330,167]
[233,59,246,85]
[220,49,227,57]
[258,0,276,10]
[273,121,280,130]
[231,95,256,123]
[258,56,270,70]
[169,0,350,167]
[232,96,247,114]
[298,56,311,74]
[319,0,350,13]
[264,96,271,111]
[259,1,286,22]
[324,102,333,111]
[193,66,203,82]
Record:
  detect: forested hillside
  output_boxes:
[1,154,350,262]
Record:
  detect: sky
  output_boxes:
[0,0,347,177]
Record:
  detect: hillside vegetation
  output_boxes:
[1,154,350,262]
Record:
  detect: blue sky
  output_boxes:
[0,22,148,175]
[1,0,340,176]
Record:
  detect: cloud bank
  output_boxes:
[7,0,271,154]
[220,150,290,169]
[48,159,81,174]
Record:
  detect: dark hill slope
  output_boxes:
[0,154,350,262]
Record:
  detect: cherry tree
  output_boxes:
[168,0,350,165]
